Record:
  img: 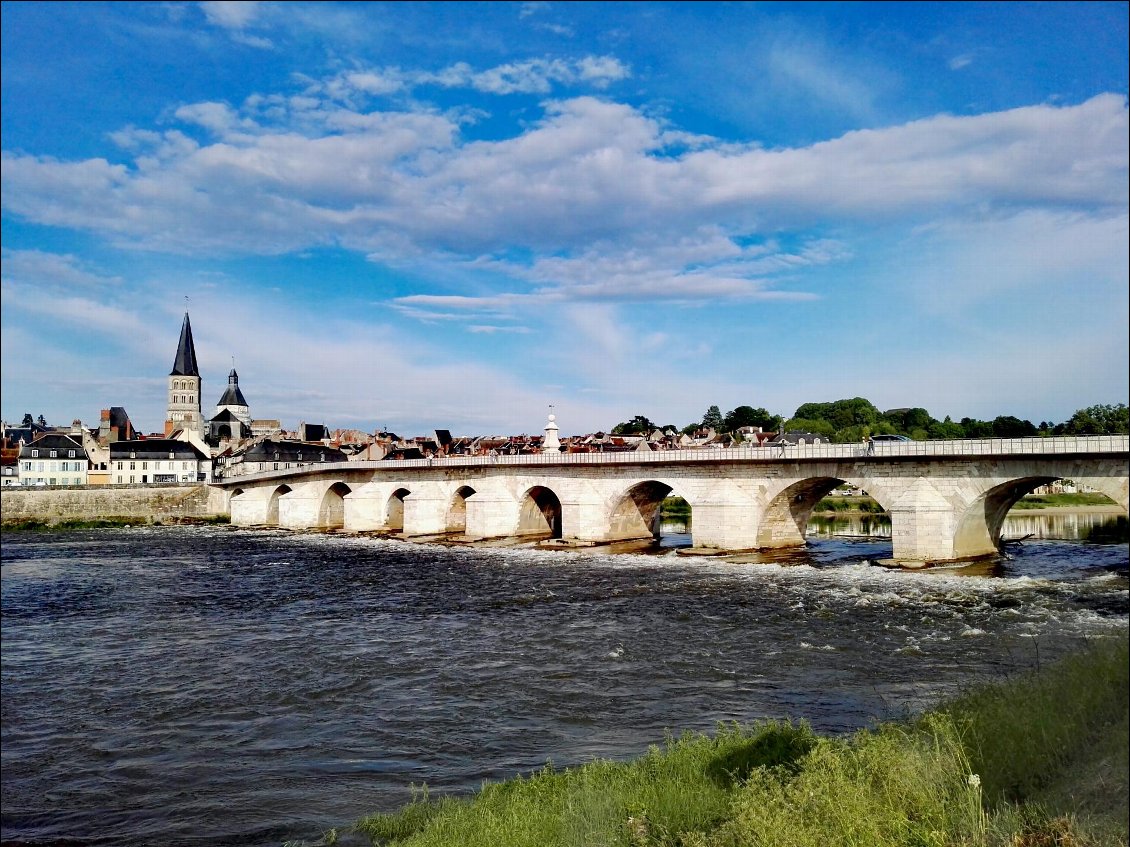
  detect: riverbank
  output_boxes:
[0,484,229,526]
[332,636,1130,847]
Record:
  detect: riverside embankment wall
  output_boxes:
[0,485,229,523]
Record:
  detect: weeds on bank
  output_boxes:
[813,497,888,514]
[1010,493,1118,510]
[1,514,230,530]
[349,636,1129,847]
[1,516,139,530]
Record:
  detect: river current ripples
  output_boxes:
[1,524,1127,846]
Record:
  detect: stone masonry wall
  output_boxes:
[0,485,229,523]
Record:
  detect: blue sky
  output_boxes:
[2,1,1127,437]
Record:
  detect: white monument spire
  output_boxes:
[543,405,560,452]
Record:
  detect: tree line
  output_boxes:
[611,400,1129,443]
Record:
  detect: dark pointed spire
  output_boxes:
[170,311,200,376]
[216,365,248,407]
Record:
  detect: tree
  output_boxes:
[701,405,724,431]
[793,398,881,431]
[1057,403,1129,435]
[960,417,994,438]
[991,416,1037,438]
[612,415,655,436]
[883,407,933,432]
[928,416,965,440]
[723,405,780,433]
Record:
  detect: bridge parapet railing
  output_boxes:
[217,435,1129,485]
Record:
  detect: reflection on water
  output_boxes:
[809,514,892,539]
[1002,511,1125,541]
[808,510,1125,542]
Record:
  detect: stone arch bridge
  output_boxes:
[215,436,1128,566]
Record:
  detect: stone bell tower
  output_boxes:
[165,311,203,438]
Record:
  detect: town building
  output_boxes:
[109,439,212,485]
[2,454,18,486]
[220,438,347,477]
[98,407,137,445]
[18,433,89,487]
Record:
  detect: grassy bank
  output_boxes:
[1010,493,1118,510]
[0,514,230,531]
[318,635,1128,847]
[813,496,887,514]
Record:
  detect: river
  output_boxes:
[1,514,1126,847]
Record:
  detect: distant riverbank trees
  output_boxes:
[610,401,1128,444]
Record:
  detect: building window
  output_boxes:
[31,449,38,457]
[68,450,75,458]
[130,462,136,470]
[130,475,135,483]
[142,462,148,470]
[50,450,57,458]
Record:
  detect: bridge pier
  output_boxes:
[465,491,521,539]
[277,482,324,530]
[403,489,449,537]
[343,483,391,532]
[888,506,969,564]
[691,503,763,550]
[230,487,281,526]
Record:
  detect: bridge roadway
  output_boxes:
[214,435,1129,566]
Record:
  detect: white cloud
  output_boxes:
[0,249,122,289]
[467,325,533,334]
[199,1,261,30]
[322,56,630,101]
[2,92,1125,314]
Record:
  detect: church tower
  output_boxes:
[165,311,203,438]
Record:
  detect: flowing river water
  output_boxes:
[1,514,1127,847]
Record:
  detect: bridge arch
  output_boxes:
[758,476,889,549]
[953,475,1061,558]
[608,480,684,542]
[446,485,477,534]
[266,484,293,527]
[517,485,562,538]
[318,482,353,530]
[386,487,410,531]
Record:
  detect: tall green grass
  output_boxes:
[0,514,230,530]
[814,497,887,514]
[1010,493,1118,509]
[337,635,1129,847]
